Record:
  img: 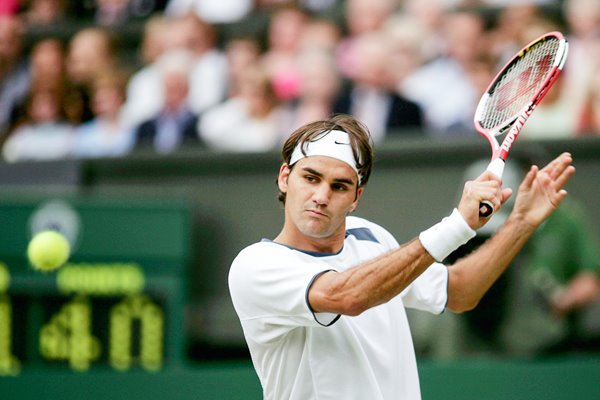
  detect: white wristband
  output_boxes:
[419,208,476,262]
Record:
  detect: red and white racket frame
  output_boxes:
[474,31,569,216]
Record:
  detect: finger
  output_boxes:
[476,170,502,184]
[543,165,570,207]
[552,189,569,208]
[484,187,504,212]
[520,165,538,189]
[552,165,576,191]
[540,154,563,177]
[544,152,572,180]
[464,180,502,198]
[553,153,573,179]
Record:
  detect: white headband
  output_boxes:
[289,130,362,184]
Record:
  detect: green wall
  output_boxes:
[1,358,599,400]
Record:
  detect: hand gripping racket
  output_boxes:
[474,31,569,217]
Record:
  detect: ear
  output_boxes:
[277,163,291,193]
[348,186,364,213]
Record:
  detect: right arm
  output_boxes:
[308,172,506,316]
[308,238,435,316]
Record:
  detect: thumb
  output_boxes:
[501,188,513,206]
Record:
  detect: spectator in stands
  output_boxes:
[26,37,93,130]
[261,4,309,101]
[199,62,285,152]
[17,36,87,127]
[577,68,600,135]
[381,14,430,94]
[73,68,135,158]
[0,14,29,141]
[66,26,121,91]
[165,0,253,24]
[122,14,178,128]
[297,0,340,14]
[333,31,423,143]
[0,0,20,16]
[401,0,448,63]
[494,14,581,140]
[297,16,342,53]
[256,0,339,14]
[2,83,74,162]
[65,26,122,124]
[486,2,548,64]
[28,38,66,88]
[137,13,170,67]
[179,12,228,115]
[93,0,132,26]
[224,35,262,98]
[520,76,581,140]
[559,0,600,136]
[22,0,68,27]
[125,13,226,128]
[133,49,201,154]
[400,8,489,137]
[280,47,340,136]
[337,0,399,79]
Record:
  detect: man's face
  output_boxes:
[278,156,363,245]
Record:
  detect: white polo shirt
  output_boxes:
[228,216,448,400]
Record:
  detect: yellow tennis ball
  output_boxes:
[27,230,71,271]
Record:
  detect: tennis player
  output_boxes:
[228,114,574,400]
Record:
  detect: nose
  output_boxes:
[312,183,331,206]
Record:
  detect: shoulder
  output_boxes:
[73,122,96,148]
[135,119,157,138]
[345,215,373,231]
[75,120,97,137]
[127,66,160,90]
[345,216,398,247]
[388,94,423,128]
[182,113,200,136]
[231,241,292,268]
[346,216,387,232]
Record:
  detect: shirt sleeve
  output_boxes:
[400,262,448,314]
[228,242,338,342]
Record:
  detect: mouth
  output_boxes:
[306,209,328,219]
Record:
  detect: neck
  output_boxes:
[274,222,346,254]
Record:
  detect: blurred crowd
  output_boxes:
[1,0,600,162]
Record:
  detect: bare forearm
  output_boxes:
[447,217,536,312]
[309,239,435,315]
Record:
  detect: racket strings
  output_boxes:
[480,38,561,131]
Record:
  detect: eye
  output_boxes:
[332,183,348,192]
[304,175,318,183]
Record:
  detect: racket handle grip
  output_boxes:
[479,158,505,218]
[479,201,494,217]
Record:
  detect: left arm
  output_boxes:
[446,152,575,312]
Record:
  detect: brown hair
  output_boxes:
[278,114,374,204]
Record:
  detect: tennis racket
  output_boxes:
[474,31,569,217]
